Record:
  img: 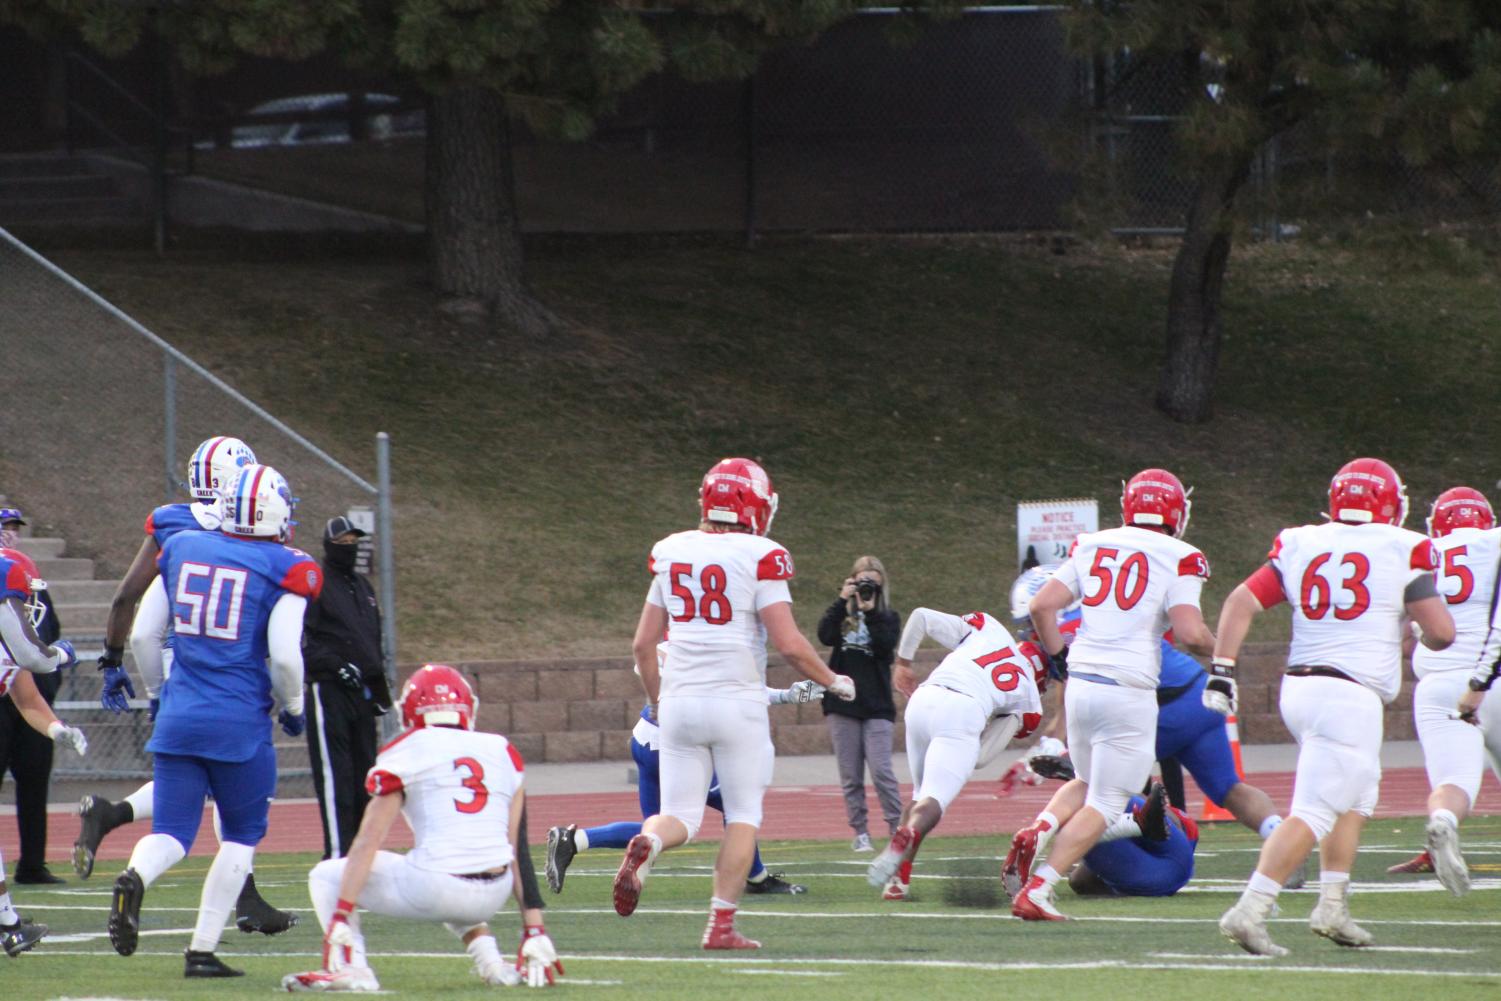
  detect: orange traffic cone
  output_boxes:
[1199,714,1245,822]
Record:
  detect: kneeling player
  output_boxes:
[866,608,1045,900]
[284,665,561,991]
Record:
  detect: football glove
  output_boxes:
[827,674,857,701]
[518,924,563,987]
[148,697,160,722]
[336,662,364,691]
[323,909,356,971]
[100,664,136,714]
[54,639,77,669]
[787,679,825,703]
[1045,645,1069,681]
[1203,657,1237,716]
[48,720,87,755]
[278,709,307,737]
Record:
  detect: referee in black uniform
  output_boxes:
[302,515,392,860]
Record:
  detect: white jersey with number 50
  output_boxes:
[646,529,795,703]
[365,726,524,874]
[902,608,1042,719]
[1411,527,1499,677]
[1267,522,1438,701]
[1053,526,1210,688]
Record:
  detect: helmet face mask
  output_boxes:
[1121,468,1191,538]
[0,548,47,629]
[699,458,779,536]
[1427,486,1495,538]
[400,664,477,731]
[1328,458,1408,527]
[224,464,296,542]
[188,436,257,502]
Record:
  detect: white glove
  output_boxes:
[519,927,563,987]
[324,912,357,972]
[827,674,856,701]
[788,679,825,703]
[47,720,87,755]
[1203,658,1237,716]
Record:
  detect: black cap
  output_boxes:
[325,515,369,541]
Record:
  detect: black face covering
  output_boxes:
[324,539,359,572]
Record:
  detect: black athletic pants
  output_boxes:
[0,670,62,873]
[304,680,379,860]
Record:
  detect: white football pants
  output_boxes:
[1281,674,1382,840]
[1415,670,1501,806]
[658,695,773,840]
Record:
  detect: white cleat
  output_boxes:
[865,827,915,888]
[1425,816,1470,898]
[1309,896,1373,947]
[281,966,381,992]
[1219,899,1289,957]
[476,958,522,986]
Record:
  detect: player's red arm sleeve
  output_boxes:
[963,612,987,630]
[1244,564,1286,609]
[143,512,156,535]
[508,743,525,772]
[756,548,795,580]
[281,560,324,600]
[1177,552,1210,579]
[366,769,403,796]
[1016,711,1042,739]
[3,563,28,597]
[1411,540,1438,572]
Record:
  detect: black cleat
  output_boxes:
[234,872,297,935]
[2,918,48,957]
[109,868,145,957]
[1133,782,1170,842]
[74,794,125,880]
[744,872,807,895]
[184,949,244,978]
[12,866,65,885]
[545,824,578,893]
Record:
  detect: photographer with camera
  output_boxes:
[817,557,903,854]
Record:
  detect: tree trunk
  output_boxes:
[425,85,558,337]
[1155,156,1252,423]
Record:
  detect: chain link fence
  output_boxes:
[0,226,393,793]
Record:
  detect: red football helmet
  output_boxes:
[1329,458,1408,527]
[699,457,779,536]
[399,664,478,731]
[1016,640,1050,696]
[0,548,47,629]
[1427,486,1495,538]
[1121,468,1192,538]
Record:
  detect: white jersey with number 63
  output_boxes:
[365,726,524,874]
[646,529,795,703]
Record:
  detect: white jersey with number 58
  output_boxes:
[646,529,795,703]
[901,608,1042,720]
[1052,526,1210,688]
[1413,527,1500,677]
[1267,522,1438,701]
[365,726,524,874]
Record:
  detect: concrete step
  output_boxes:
[44,578,120,603]
[0,156,92,178]
[53,602,111,632]
[0,174,118,198]
[35,556,95,580]
[0,194,142,223]
[12,536,67,559]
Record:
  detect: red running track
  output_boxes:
[6,766,1498,864]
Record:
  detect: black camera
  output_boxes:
[855,578,882,601]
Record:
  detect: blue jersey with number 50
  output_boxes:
[148,530,322,762]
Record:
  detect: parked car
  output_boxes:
[200,92,425,149]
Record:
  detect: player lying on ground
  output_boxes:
[1069,790,1197,898]
[1385,486,1501,893]
[109,464,320,978]
[284,665,562,992]
[867,607,1045,901]
[78,436,293,935]
[547,671,823,897]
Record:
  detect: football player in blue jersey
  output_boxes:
[75,437,296,932]
[109,464,322,978]
[1071,793,1199,898]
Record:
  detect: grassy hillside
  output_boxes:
[27,231,1501,662]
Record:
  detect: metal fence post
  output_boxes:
[163,352,177,501]
[376,431,398,737]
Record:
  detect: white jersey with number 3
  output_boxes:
[902,608,1042,719]
[365,726,524,874]
[645,529,795,703]
[1412,527,1500,677]
[1267,522,1438,701]
[1053,526,1210,688]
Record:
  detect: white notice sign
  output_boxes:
[1017,498,1098,569]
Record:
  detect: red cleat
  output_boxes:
[1387,850,1434,874]
[702,923,762,950]
[613,835,653,916]
[1002,823,1045,900]
[1011,875,1067,922]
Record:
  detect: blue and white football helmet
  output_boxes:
[224,463,296,542]
[188,436,257,502]
[1009,564,1081,635]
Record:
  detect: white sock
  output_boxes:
[1247,871,1282,898]
[0,891,17,927]
[1320,870,1350,888]
[710,896,736,914]
[1259,814,1283,839]
[125,782,154,821]
[574,828,590,852]
[1035,864,1061,887]
[189,841,254,953]
[127,833,187,886]
[1100,811,1142,843]
[466,932,504,969]
[1037,811,1059,832]
[1430,808,1459,830]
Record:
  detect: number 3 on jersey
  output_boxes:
[669,562,732,625]
[452,757,488,814]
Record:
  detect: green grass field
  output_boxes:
[8,816,1499,1000]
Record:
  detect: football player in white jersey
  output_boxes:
[1012,468,1215,921]
[611,458,855,949]
[284,665,561,991]
[1381,487,1501,894]
[866,608,1046,900]
[1215,458,1455,957]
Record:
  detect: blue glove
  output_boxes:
[100,664,136,714]
[278,709,306,737]
[54,639,77,668]
[148,697,160,722]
